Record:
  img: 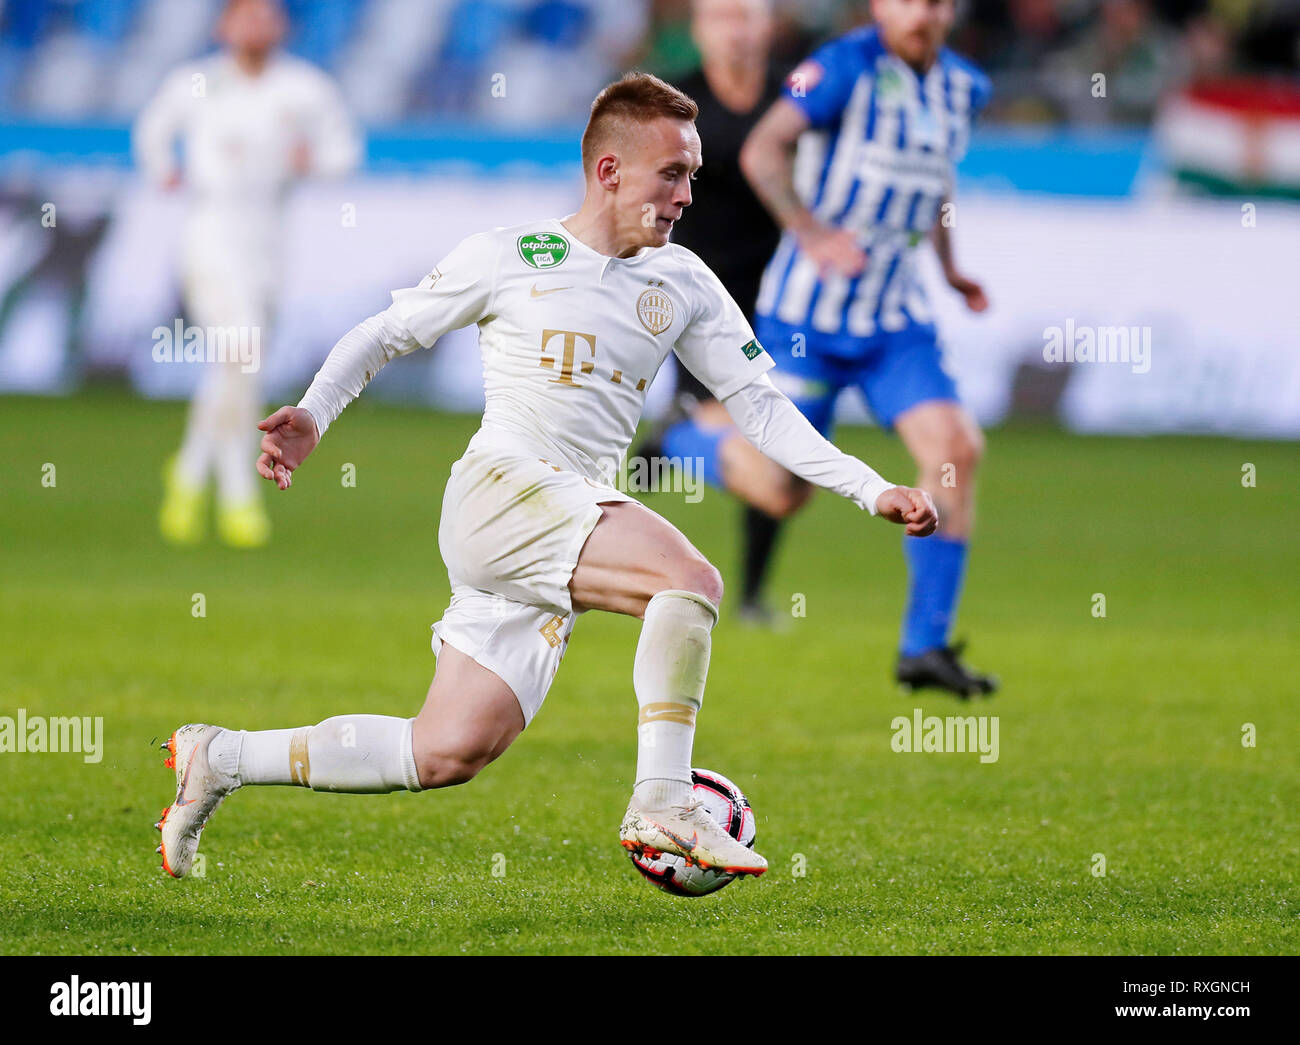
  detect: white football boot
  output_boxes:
[620,796,768,876]
[156,724,236,878]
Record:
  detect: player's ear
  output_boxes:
[595,153,619,190]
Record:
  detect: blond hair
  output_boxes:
[581,73,699,172]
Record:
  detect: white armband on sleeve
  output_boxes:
[721,373,896,514]
[297,307,422,439]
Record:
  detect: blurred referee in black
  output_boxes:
[648,0,787,624]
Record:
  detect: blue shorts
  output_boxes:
[753,315,959,435]
[661,418,728,487]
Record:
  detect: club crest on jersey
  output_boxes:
[876,64,905,100]
[637,284,674,335]
[518,232,569,269]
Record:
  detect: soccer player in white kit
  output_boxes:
[134,0,360,548]
[155,73,937,879]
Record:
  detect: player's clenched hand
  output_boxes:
[875,486,938,537]
[257,406,319,490]
[796,221,867,277]
[946,271,988,313]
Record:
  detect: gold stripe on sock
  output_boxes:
[288,728,311,787]
[638,702,697,727]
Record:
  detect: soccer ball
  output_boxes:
[629,769,756,897]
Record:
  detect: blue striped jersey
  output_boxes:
[755,25,991,343]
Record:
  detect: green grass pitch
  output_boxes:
[1,390,1295,955]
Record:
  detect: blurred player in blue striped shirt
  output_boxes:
[737,0,996,696]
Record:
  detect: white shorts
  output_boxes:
[431,446,635,725]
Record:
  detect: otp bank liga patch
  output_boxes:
[518,232,569,269]
[741,338,765,360]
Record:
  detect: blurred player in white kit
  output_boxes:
[134,0,360,547]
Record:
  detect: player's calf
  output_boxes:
[410,643,527,788]
[897,402,984,537]
[411,732,503,789]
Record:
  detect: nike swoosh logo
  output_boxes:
[530,283,572,298]
[175,757,197,807]
[658,825,698,852]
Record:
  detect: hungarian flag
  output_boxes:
[1156,78,1300,198]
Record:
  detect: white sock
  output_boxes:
[632,589,717,810]
[210,716,422,793]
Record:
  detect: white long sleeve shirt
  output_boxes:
[298,219,896,513]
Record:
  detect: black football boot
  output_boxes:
[895,641,997,699]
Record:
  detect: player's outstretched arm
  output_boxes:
[721,373,938,536]
[257,232,495,489]
[256,308,423,490]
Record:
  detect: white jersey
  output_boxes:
[133,51,360,268]
[306,218,774,483]
[299,217,896,514]
[296,217,897,721]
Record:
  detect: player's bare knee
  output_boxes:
[770,477,813,518]
[924,426,983,484]
[763,494,796,520]
[410,741,443,789]
[416,751,487,789]
[667,555,724,607]
[956,425,985,471]
[435,757,483,788]
[413,734,495,789]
